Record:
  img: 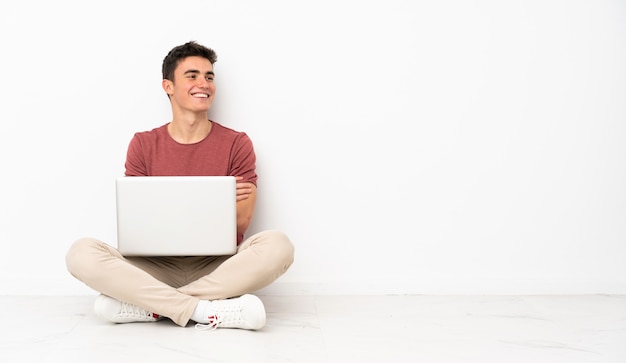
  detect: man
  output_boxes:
[65,41,295,330]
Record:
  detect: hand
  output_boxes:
[235,176,254,201]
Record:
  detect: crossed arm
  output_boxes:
[235,176,257,236]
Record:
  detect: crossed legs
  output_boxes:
[65,230,294,327]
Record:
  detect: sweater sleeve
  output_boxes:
[229,133,258,186]
[124,134,148,176]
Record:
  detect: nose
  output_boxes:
[196,77,210,87]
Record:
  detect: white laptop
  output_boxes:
[115,176,237,256]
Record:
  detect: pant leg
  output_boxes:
[65,238,197,327]
[178,230,295,300]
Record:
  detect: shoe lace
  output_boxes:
[120,302,156,319]
[195,315,221,331]
[194,304,244,331]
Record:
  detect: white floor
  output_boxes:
[1,294,625,363]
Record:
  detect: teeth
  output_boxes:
[193,93,209,98]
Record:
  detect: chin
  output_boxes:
[194,105,212,112]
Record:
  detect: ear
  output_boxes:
[162,79,174,95]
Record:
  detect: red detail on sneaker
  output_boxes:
[152,313,160,319]
[207,315,219,328]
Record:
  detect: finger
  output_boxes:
[236,182,252,189]
[236,194,249,201]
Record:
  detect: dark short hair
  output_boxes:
[162,41,217,81]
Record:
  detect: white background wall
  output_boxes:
[1,0,625,296]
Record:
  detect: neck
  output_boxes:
[167,115,212,144]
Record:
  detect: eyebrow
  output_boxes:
[183,69,215,76]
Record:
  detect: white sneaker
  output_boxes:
[195,294,266,331]
[94,294,161,323]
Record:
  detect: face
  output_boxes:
[162,56,216,113]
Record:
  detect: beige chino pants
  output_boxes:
[65,230,294,327]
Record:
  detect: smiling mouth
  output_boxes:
[192,93,209,98]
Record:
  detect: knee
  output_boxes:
[65,237,104,277]
[262,230,295,268]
